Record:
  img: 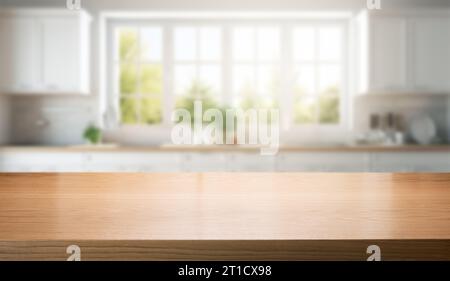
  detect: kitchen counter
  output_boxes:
[0,173,449,260]
[1,144,450,153]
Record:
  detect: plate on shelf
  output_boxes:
[409,114,436,145]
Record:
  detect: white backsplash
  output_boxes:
[354,94,450,143]
[10,96,98,145]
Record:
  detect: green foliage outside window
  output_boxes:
[118,29,162,125]
[175,80,224,125]
[294,86,340,124]
[116,28,340,126]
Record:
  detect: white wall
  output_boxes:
[9,97,96,145]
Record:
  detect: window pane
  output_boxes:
[120,63,138,95]
[319,95,339,124]
[141,97,162,124]
[293,27,315,61]
[175,80,219,120]
[257,65,280,99]
[233,64,255,101]
[174,27,196,61]
[200,27,221,61]
[140,27,162,61]
[199,64,221,95]
[117,28,138,61]
[294,65,315,97]
[120,98,138,124]
[319,27,342,61]
[174,65,196,96]
[318,65,341,95]
[140,64,162,95]
[294,97,317,124]
[257,27,280,61]
[232,27,255,61]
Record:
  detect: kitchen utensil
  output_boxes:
[409,114,436,145]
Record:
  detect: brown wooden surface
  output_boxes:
[1,240,449,261]
[0,173,449,260]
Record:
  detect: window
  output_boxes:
[115,26,163,124]
[292,26,343,124]
[232,26,281,109]
[173,26,223,116]
[108,17,347,128]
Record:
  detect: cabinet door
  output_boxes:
[370,152,450,172]
[0,152,84,172]
[41,17,80,92]
[370,17,408,92]
[0,16,39,92]
[411,18,450,93]
[276,152,368,172]
[230,153,276,172]
[85,153,183,172]
[181,153,228,172]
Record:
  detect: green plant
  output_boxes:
[83,125,102,144]
[175,80,224,125]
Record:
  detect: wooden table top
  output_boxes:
[0,173,449,241]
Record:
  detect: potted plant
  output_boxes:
[83,125,102,145]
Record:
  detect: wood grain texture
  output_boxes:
[0,173,449,260]
[0,240,449,261]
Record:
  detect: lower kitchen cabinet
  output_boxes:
[229,153,276,172]
[0,152,84,172]
[369,152,450,172]
[0,150,448,172]
[83,152,183,172]
[276,152,370,172]
[181,153,228,172]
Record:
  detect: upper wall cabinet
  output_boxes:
[411,17,450,92]
[355,10,450,95]
[0,9,91,95]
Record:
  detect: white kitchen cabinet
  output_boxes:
[410,17,450,93]
[0,150,448,173]
[276,152,369,172]
[0,16,38,93]
[0,9,91,95]
[42,18,81,92]
[369,152,450,172]
[83,152,183,172]
[356,10,450,95]
[0,152,84,172]
[229,153,276,172]
[370,17,408,92]
[181,153,229,172]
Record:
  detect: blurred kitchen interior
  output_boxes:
[0,0,449,172]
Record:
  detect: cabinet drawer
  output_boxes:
[276,152,369,172]
[370,152,450,172]
[84,152,183,172]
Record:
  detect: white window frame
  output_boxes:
[171,23,224,104]
[287,20,350,132]
[102,13,351,143]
